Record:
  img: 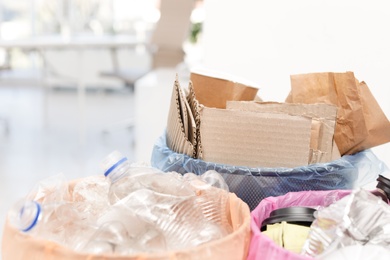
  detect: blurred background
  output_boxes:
[1,0,390,248]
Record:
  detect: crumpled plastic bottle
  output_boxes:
[101,151,195,204]
[9,200,96,250]
[96,188,225,252]
[72,175,110,220]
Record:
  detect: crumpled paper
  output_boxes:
[286,71,390,155]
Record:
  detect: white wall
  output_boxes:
[201,0,390,165]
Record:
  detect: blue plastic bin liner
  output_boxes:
[151,133,388,211]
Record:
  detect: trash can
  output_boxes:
[2,177,251,260]
[151,133,388,210]
[248,190,352,260]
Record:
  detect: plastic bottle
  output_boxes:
[183,171,232,234]
[101,151,194,204]
[26,173,70,204]
[107,188,225,251]
[72,175,110,219]
[81,221,134,254]
[371,174,390,203]
[9,200,96,250]
[94,192,168,254]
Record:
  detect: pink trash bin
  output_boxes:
[248,190,352,260]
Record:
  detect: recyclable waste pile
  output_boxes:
[7,151,232,255]
[302,188,390,258]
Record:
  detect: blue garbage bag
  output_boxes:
[151,132,388,210]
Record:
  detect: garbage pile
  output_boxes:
[7,151,232,255]
[253,174,390,259]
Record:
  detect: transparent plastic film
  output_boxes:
[302,189,390,258]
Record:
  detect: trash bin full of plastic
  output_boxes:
[2,176,251,260]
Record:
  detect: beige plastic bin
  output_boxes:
[2,179,251,260]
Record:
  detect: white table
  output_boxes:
[0,34,147,144]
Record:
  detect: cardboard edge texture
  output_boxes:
[187,82,202,158]
[166,78,194,157]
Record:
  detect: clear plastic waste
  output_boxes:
[9,200,96,250]
[98,188,226,251]
[302,189,390,258]
[82,221,134,254]
[6,153,234,255]
[101,151,195,204]
[26,173,70,204]
[72,175,110,220]
[183,171,229,192]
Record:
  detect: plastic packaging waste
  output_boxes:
[2,184,251,260]
[26,173,70,204]
[8,200,96,250]
[302,189,390,258]
[96,188,226,252]
[101,151,195,204]
[182,171,232,233]
[4,155,241,257]
[80,220,161,255]
[248,189,352,260]
[72,175,110,219]
[317,244,390,260]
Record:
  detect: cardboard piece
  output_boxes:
[166,72,313,168]
[198,107,312,168]
[190,69,260,109]
[226,101,338,163]
[166,77,195,157]
[187,82,202,158]
[287,71,390,155]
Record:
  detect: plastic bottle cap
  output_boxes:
[19,201,41,232]
[103,157,128,177]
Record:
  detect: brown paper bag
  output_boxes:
[351,81,390,152]
[190,71,259,109]
[287,71,390,155]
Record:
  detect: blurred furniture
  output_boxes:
[0,34,144,144]
[100,0,195,92]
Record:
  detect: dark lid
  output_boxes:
[261,206,316,231]
[376,175,390,200]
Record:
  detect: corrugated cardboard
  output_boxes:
[166,77,195,157]
[226,101,338,163]
[166,71,317,168]
[190,69,259,109]
[198,107,312,168]
[187,82,202,158]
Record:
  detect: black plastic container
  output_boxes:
[372,174,390,203]
[260,206,316,231]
